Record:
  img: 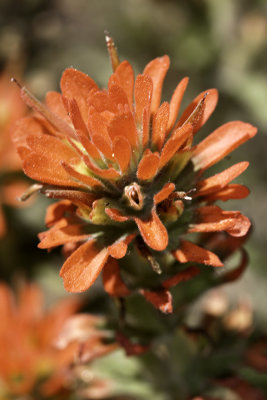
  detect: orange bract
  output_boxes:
[12,48,257,313]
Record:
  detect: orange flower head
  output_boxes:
[12,36,257,312]
[0,282,114,398]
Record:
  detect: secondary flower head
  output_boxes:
[0,282,115,398]
[12,36,257,312]
[0,282,80,397]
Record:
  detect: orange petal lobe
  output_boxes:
[108,233,136,259]
[108,83,129,108]
[102,258,130,297]
[114,61,134,110]
[12,116,47,150]
[159,123,193,169]
[167,77,189,132]
[60,68,98,121]
[108,112,138,148]
[206,184,250,202]
[72,134,101,163]
[23,153,80,188]
[88,108,111,143]
[38,224,88,249]
[193,121,257,171]
[154,183,175,205]
[196,162,249,196]
[60,240,109,292]
[137,152,160,181]
[45,200,75,227]
[113,136,132,172]
[227,213,251,237]
[178,89,218,133]
[189,206,251,237]
[143,55,170,114]
[173,240,223,267]
[68,98,89,137]
[134,74,153,126]
[88,89,116,113]
[135,209,168,251]
[142,105,150,147]
[92,134,113,160]
[152,102,169,150]
[140,289,173,314]
[26,132,78,162]
[105,207,129,222]
[108,242,128,259]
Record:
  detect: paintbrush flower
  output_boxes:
[12,36,257,313]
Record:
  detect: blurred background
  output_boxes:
[0,0,267,352]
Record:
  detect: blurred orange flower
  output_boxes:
[12,39,257,312]
[0,282,114,398]
[0,72,28,237]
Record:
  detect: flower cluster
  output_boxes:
[12,37,257,313]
